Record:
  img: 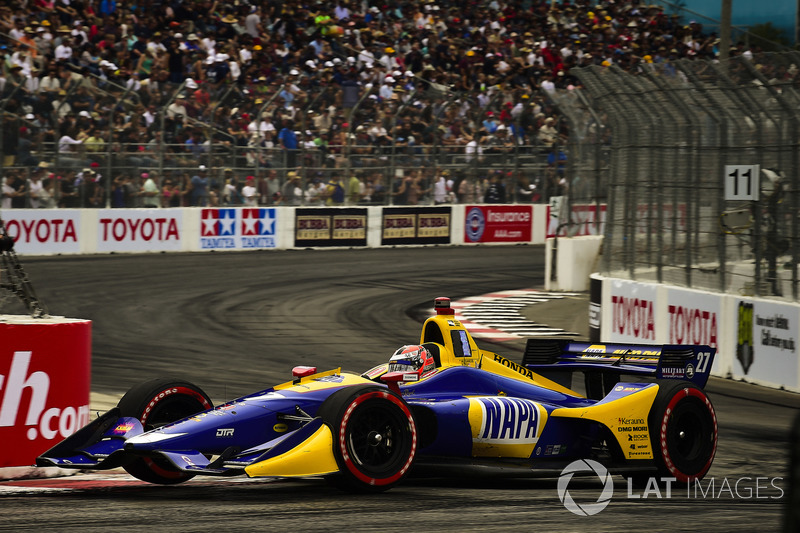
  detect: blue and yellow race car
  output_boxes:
[38,297,718,491]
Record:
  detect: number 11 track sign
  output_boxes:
[725,164,760,201]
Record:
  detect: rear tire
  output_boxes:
[648,380,717,484]
[117,377,213,485]
[317,385,417,492]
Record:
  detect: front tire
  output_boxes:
[648,380,717,484]
[117,377,213,484]
[317,385,417,492]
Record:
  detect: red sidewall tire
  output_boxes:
[319,386,417,491]
[651,381,718,484]
[117,377,213,485]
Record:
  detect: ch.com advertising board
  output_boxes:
[0,317,92,467]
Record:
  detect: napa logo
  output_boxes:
[470,397,544,444]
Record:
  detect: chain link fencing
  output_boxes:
[563,53,799,301]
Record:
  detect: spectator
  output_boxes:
[58,170,80,208]
[432,170,453,205]
[2,175,21,209]
[277,119,299,168]
[346,172,363,205]
[304,177,325,206]
[189,165,209,206]
[241,175,258,207]
[484,171,506,204]
[0,0,736,209]
[260,169,281,205]
[323,172,346,206]
[16,127,37,167]
[28,169,47,209]
[280,171,303,205]
[140,172,160,207]
[111,175,129,208]
[162,177,181,208]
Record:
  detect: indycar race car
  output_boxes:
[37,297,718,491]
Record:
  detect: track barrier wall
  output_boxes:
[589,272,800,393]
[0,204,550,254]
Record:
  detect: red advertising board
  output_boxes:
[465,205,532,243]
[0,318,92,467]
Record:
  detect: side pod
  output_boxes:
[245,418,339,478]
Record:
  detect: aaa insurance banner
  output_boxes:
[464,205,533,243]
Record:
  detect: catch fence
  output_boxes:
[563,54,800,301]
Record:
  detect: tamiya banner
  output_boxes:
[200,208,278,250]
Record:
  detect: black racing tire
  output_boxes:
[317,385,417,492]
[117,377,213,485]
[648,380,717,484]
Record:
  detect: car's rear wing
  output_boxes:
[522,339,715,396]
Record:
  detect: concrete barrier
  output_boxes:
[544,235,603,291]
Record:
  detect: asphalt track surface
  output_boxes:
[2,246,799,532]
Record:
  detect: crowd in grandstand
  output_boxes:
[0,0,746,208]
